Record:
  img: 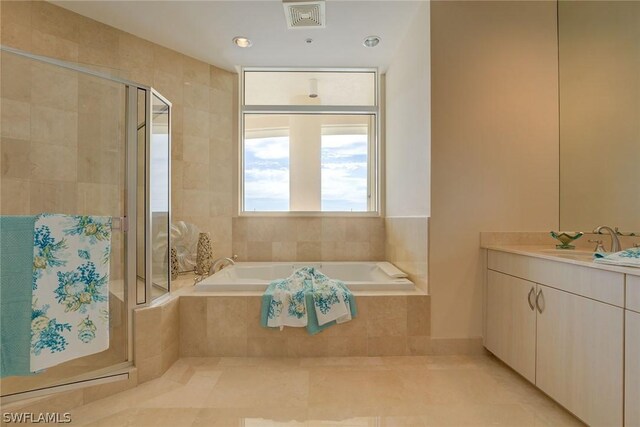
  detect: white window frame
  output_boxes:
[238,67,381,217]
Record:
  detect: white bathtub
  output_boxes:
[194,261,415,292]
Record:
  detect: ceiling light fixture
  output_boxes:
[363,36,380,48]
[232,36,252,48]
[309,78,318,98]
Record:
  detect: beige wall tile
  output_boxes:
[183,56,210,86]
[30,105,77,146]
[31,30,78,62]
[182,136,209,164]
[179,297,207,357]
[137,354,163,384]
[184,82,210,112]
[183,162,210,190]
[326,336,367,356]
[31,1,79,43]
[1,20,32,51]
[30,142,77,182]
[1,138,31,179]
[367,336,409,356]
[1,55,31,103]
[365,296,407,337]
[133,306,162,362]
[183,107,210,138]
[1,99,30,140]
[207,337,247,357]
[247,337,288,357]
[296,241,321,261]
[0,178,30,214]
[407,295,431,336]
[30,181,77,214]
[286,336,329,357]
[206,297,247,339]
[272,242,297,261]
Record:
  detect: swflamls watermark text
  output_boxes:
[2,412,72,424]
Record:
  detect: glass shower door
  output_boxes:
[149,92,171,299]
[0,50,128,397]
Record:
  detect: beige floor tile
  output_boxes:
[53,354,583,426]
[205,367,309,409]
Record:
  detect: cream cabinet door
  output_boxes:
[626,310,640,427]
[536,284,624,427]
[485,270,537,383]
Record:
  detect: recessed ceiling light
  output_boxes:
[233,36,252,48]
[363,36,380,48]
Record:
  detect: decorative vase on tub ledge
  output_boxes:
[196,232,213,275]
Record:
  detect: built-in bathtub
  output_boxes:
[194,261,415,291]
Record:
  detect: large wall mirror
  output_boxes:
[558,0,640,233]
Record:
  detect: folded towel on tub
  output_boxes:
[1,216,36,378]
[30,214,112,372]
[260,267,357,335]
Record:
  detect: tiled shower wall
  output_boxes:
[0,0,236,258]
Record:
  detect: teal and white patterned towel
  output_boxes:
[30,214,112,372]
[594,247,640,268]
[261,267,354,333]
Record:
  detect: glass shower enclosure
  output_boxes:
[0,45,171,401]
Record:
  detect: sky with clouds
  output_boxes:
[244,134,368,212]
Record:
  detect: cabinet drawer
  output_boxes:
[627,274,640,313]
[488,250,624,307]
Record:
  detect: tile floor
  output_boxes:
[65,354,583,426]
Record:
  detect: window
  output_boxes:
[241,69,379,214]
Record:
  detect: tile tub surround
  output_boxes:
[20,355,583,427]
[385,217,428,292]
[178,294,433,358]
[133,297,180,383]
[232,217,385,262]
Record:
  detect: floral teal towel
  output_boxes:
[1,216,36,378]
[260,267,357,335]
[594,247,640,268]
[30,214,112,372]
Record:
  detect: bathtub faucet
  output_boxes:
[193,255,238,285]
[209,255,238,275]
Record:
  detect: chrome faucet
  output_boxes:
[593,226,621,253]
[193,255,238,285]
[209,255,238,275]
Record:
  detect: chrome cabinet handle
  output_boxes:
[535,289,544,313]
[527,287,535,311]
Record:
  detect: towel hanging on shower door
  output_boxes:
[30,214,112,372]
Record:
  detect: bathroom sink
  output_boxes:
[537,248,596,261]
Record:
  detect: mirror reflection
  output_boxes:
[558,0,640,233]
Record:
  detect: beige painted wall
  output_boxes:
[385,1,430,218]
[559,0,640,232]
[384,2,430,294]
[430,1,559,339]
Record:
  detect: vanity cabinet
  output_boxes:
[626,310,640,427]
[626,275,640,427]
[485,250,625,426]
[535,284,623,427]
[485,270,536,383]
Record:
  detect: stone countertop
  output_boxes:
[482,244,640,277]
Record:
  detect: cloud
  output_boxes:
[246,137,289,160]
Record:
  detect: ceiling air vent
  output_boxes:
[283,0,326,29]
